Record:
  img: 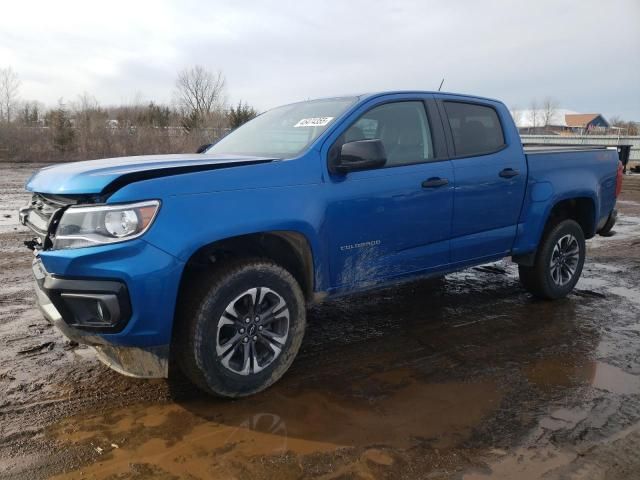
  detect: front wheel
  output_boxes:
[176,259,306,398]
[518,219,586,300]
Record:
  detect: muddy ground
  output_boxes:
[1,162,640,479]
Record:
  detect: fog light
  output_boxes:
[59,293,120,327]
[96,301,107,322]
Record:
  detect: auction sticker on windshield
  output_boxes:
[294,117,334,127]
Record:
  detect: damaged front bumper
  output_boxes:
[32,252,176,379]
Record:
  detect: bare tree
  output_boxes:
[509,106,522,128]
[541,97,558,127]
[609,116,639,136]
[18,100,44,126]
[174,66,226,129]
[72,93,109,156]
[528,99,539,130]
[0,67,21,122]
[113,93,146,129]
[73,93,102,127]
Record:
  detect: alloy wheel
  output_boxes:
[549,234,580,286]
[215,287,290,375]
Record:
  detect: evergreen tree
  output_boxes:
[50,100,75,152]
[228,101,258,129]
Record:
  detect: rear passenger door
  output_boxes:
[436,98,527,264]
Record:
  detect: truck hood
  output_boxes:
[25,153,275,195]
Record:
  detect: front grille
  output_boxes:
[20,194,69,248]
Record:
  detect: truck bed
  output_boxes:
[513,144,619,256]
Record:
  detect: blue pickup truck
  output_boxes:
[20,91,622,397]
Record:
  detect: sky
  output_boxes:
[1,0,639,119]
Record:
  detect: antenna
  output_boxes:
[438,78,445,92]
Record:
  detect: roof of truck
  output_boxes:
[269,91,505,113]
[288,91,502,105]
[358,90,502,103]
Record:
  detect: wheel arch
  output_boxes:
[513,195,596,266]
[177,230,316,304]
[544,196,597,239]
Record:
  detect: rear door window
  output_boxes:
[443,102,505,157]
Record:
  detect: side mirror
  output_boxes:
[196,143,213,154]
[332,139,387,174]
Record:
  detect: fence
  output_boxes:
[520,135,640,161]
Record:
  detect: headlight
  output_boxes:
[53,200,160,249]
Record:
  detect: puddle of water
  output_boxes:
[464,412,640,480]
[590,362,640,395]
[607,286,640,306]
[49,372,502,479]
[526,358,640,395]
[577,263,640,305]
[463,447,576,480]
[467,354,640,480]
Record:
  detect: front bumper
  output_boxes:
[33,258,132,333]
[32,239,184,378]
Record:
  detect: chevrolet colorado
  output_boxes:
[20,91,623,397]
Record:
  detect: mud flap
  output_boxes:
[598,209,617,236]
[512,251,536,267]
[94,344,169,378]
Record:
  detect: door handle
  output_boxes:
[499,168,520,178]
[422,177,449,188]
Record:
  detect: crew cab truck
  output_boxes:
[20,91,622,397]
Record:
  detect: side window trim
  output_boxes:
[423,98,450,159]
[328,98,446,173]
[437,99,508,160]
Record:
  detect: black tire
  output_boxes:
[598,209,617,236]
[518,219,586,300]
[175,259,306,398]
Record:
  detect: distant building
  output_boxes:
[564,114,610,133]
[511,109,610,135]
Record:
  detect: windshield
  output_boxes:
[206,97,357,158]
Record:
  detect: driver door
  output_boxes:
[324,98,454,290]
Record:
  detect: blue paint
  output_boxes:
[26,91,619,349]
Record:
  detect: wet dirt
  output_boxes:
[1,162,640,479]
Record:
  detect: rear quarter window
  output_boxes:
[444,102,505,157]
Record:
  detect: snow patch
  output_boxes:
[588,214,640,249]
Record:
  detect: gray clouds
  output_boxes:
[1,0,638,118]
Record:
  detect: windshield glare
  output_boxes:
[206,97,357,158]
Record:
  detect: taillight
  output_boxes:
[615,161,623,197]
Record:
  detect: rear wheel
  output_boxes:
[518,219,585,300]
[176,259,306,397]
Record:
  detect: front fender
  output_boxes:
[105,152,330,292]
[138,187,329,292]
